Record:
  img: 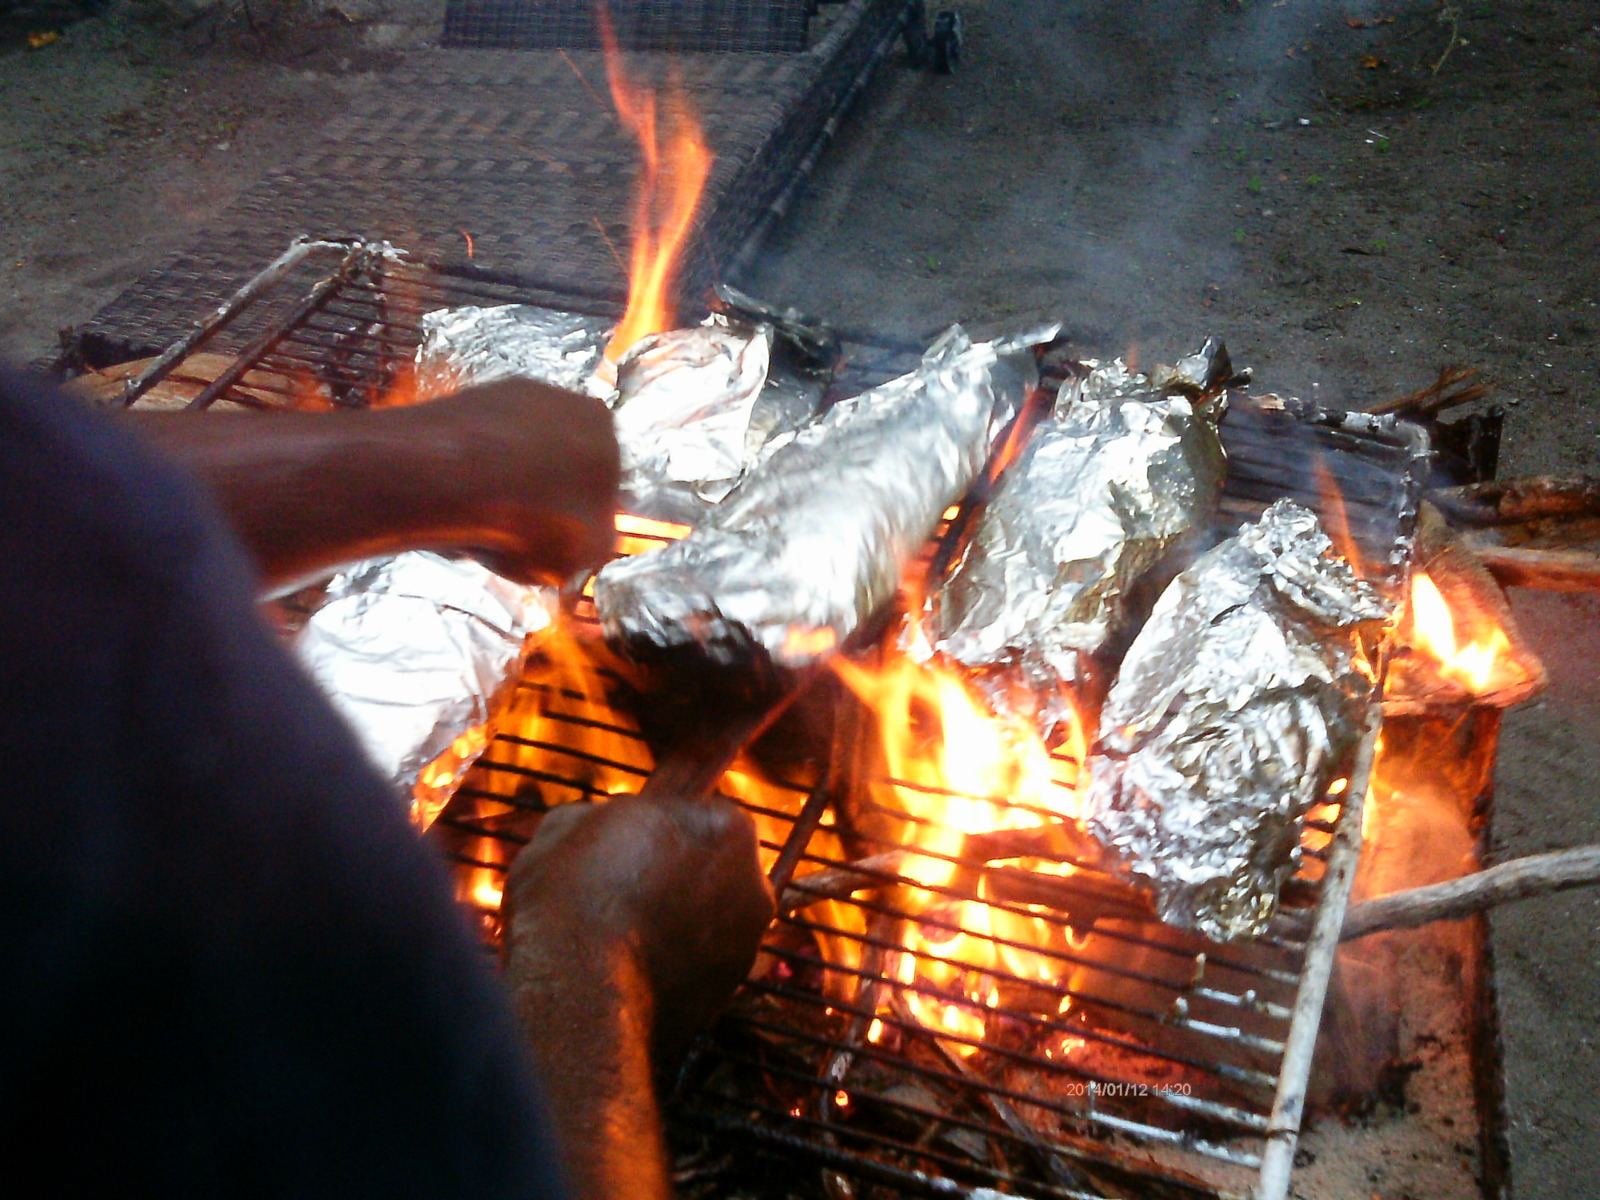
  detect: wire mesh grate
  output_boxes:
[83,242,1427,1200]
[442,0,813,53]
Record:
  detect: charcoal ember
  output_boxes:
[593,324,1056,672]
[295,552,555,826]
[924,339,1232,740]
[1085,500,1391,942]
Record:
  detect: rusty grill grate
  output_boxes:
[84,241,1429,1200]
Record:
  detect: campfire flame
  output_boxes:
[1405,571,1511,695]
[598,4,714,365]
[831,631,1090,1054]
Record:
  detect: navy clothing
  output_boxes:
[0,370,563,1198]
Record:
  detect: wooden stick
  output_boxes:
[1340,846,1600,941]
[1469,544,1600,594]
[1364,364,1487,418]
[1433,475,1600,526]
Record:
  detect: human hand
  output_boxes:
[121,375,619,592]
[412,378,620,587]
[502,793,774,1059]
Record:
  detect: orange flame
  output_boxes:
[1407,571,1510,694]
[830,643,1091,1053]
[599,5,714,364]
[1313,457,1366,580]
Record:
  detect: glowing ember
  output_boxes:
[598,3,714,365]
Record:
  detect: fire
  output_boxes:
[1406,571,1511,694]
[1313,457,1366,580]
[830,639,1090,1054]
[598,4,714,364]
[614,511,690,556]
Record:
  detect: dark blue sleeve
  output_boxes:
[0,369,564,1200]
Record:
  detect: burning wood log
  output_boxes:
[1464,544,1600,594]
[1385,503,1548,711]
[1339,845,1600,940]
[60,352,333,411]
[1431,475,1600,526]
[1429,476,1600,592]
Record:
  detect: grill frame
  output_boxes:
[74,241,1430,1200]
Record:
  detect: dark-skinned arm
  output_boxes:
[502,796,775,1200]
[121,378,620,592]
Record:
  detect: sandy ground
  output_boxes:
[2,0,1597,1195]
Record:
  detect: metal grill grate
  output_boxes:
[80,242,1428,1200]
[441,0,813,53]
[68,0,915,367]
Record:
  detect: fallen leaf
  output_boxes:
[1345,15,1396,29]
[1361,54,1385,69]
[27,30,60,48]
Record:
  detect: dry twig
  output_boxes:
[1364,363,1488,417]
[1341,846,1600,940]
[1432,2,1463,76]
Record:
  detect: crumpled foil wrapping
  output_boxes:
[1085,499,1391,942]
[415,306,826,526]
[297,552,555,825]
[413,303,614,399]
[611,319,773,523]
[593,323,1057,670]
[924,339,1231,738]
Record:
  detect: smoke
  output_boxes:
[739,0,1436,357]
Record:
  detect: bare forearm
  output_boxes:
[507,929,672,1200]
[124,408,486,591]
[118,380,619,592]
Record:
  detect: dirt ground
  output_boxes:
[2,0,1597,1195]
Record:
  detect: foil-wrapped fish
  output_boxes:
[413,303,614,399]
[594,323,1056,670]
[1085,500,1391,942]
[296,552,555,827]
[925,340,1232,739]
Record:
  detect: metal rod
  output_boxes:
[184,244,372,411]
[723,0,911,283]
[1254,704,1381,1200]
[115,238,351,406]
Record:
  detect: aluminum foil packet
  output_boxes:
[611,318,774,524]
[413,303,615,400]
[297,552,555,827]
[924,338,1232,740]
[593,323,1058,670]
[416,305,826,526]
[1085,499,1391,942]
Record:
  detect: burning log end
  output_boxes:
[1432,475,1600,526]
[1339,845,1600,940]
[1465,543,1600,595]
